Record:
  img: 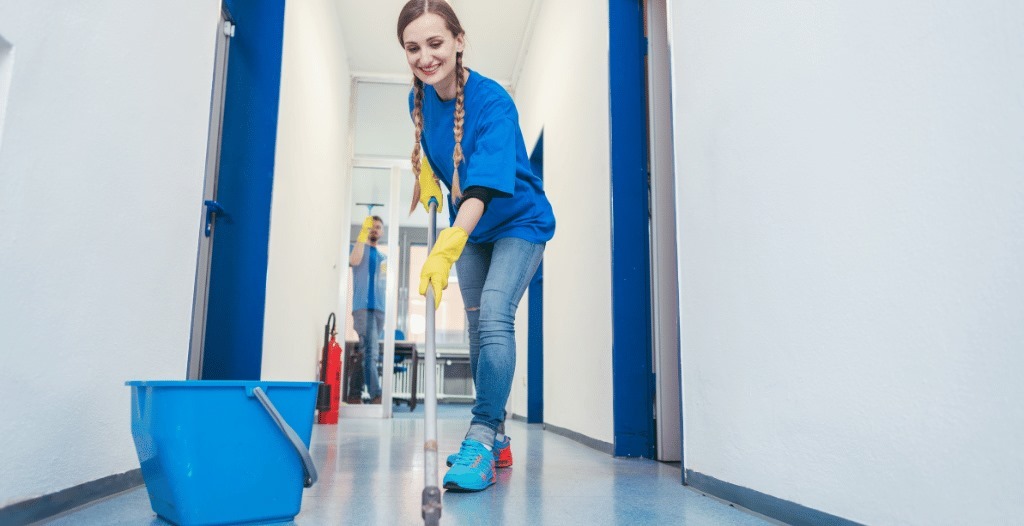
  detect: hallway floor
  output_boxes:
[42,404,775,525]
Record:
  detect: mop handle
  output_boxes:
[422,198,442,525]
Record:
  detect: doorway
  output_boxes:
[527,132,545,424]
[338,78,475,418]
[608,0,682,461]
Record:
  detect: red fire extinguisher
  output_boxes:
[317,313,343,424]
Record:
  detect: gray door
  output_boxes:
[187,11,234,379]
[647,0,682,462]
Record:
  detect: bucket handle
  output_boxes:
[249,386,319,488]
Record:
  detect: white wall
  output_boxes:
[513,0,613,442]
[261,0,353,381]
[0,0,220,506]
[670,1,1024,524]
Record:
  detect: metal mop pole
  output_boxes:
[422,198,442,525]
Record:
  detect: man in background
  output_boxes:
[348,215,386,404]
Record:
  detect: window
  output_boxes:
[405,244,468,347]
[344,228,469,349]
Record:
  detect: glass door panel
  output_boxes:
[344,167,392,410]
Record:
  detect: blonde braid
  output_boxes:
[451,52,466,202]
[411,78,425,177]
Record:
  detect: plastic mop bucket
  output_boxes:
[126,380,319,526]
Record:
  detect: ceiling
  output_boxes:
[336,0,540,89]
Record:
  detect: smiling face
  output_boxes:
[402,13,464,99]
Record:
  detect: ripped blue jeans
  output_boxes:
[456,237,545,446]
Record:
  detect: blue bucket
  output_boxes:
[126,381,319,526]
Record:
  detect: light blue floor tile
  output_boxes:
[40,404,773,525]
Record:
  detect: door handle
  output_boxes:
[204,200,224,237]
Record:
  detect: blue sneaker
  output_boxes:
[447,435,513,468]
[442,439,495,492]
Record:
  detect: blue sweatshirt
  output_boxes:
[409,69,555,244]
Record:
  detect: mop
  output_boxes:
[421,197,442,525]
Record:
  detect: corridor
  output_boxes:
[41,405,773,525]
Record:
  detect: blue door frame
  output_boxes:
[609,0,656,458]
[527,132,545,424]
[201,0,287,380]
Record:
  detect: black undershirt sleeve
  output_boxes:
[460,186,496,213]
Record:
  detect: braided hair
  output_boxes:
[410,77,425,178]
[451,51,466,202]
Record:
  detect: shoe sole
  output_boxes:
[443,479,495,492]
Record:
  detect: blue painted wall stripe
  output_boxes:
[202,0,287,380]
[685,470,864,526]
[608,0,655,458]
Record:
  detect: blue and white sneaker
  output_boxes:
[442,439,496,492]
[447,436,513,468]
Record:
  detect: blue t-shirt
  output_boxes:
[409,70,555,244]
[350,245,386,312]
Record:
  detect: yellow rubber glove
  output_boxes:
[356,216,374,243]
[419,227,469,309]
[409,159,444,215]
